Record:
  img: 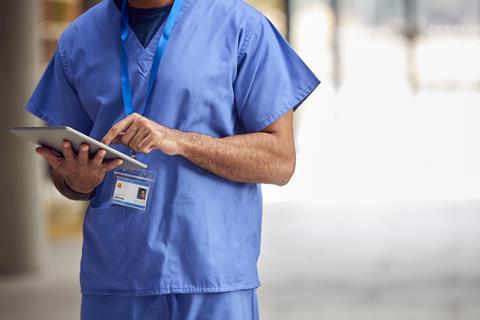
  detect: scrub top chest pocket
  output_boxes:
[112,168,156,211]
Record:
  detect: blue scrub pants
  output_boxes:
[81,289,259,320]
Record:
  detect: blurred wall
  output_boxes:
[0,0,45,274]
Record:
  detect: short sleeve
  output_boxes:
[234,16,320,132]
[25,42,93,135]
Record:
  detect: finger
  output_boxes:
[102,113,140,145]
[78,143,89,165]
[137,133,155,153]
[62,140,75,161]
[102,159,124,172]
[129,127,149,150]
[120,124,139,147]
[91,149,107,167]
[110,132,125,145]
[36,147,63,169]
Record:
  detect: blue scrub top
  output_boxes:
[26,0,320,295]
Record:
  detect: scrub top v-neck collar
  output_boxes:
[109,0,190,62]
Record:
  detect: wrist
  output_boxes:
[156,128,185,156]
[170,129,187,156]
[62,177,95,200]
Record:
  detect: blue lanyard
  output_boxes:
[120,0,184,117]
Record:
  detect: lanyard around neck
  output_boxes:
[120,0,184,117]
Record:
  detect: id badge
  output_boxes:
[112,168,156,211]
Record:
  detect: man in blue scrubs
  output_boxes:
[28,0,320,318]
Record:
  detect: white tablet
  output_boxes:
[8,126,148,170]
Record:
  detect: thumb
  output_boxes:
[102,158,124,172]
[36,147,64,169]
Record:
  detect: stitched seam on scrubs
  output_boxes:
[25,42,81,127]
[251,289,256,320]
[84,280,260,292]
[57,41,76,88]
[252,77,320,132]
[25,103,60,126]
[81,279,261,296]
[235,15,263,121]
[237,15,262,64]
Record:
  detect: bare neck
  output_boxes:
[128,0,174,9]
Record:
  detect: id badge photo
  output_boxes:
[112,168,156,211]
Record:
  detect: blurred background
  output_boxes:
[1,0,480,319]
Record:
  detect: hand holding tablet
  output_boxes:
[8,126,148,170]
[36,140,124,194]
[9,126,150,196]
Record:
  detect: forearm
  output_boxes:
[174,130,296,185]
[50,168,95,201]
[101,112,296,185]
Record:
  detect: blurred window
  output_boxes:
[291,0,480,91]
[420,0,479,26]
[247,0,288,36]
